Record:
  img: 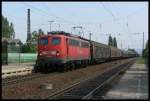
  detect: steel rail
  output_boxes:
[82,60,134,99]
[2,73,51,86]
[45,59,136,99]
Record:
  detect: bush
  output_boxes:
[145,58,148,67]
[21,44,37,53]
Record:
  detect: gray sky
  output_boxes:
[2,2,148,54]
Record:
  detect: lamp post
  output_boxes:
[117,33,122,49]
[48,21,55,32]
[58,24,61,31]
[18,43,21,66]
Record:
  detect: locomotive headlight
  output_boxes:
[39,52,45,56]
[56,51,60,56]
[45,51,60,56]
[39,53,42,56]
[50,51,57,55]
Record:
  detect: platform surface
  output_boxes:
[2,62,34,72]
[103,61,148,99]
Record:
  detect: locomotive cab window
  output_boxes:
[39,38,48,45]
[52,38,61,45]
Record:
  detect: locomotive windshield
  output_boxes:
[39,38,48,45]
[52,38,60,45]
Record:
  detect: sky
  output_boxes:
[2,2,148,54]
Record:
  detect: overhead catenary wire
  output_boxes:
[110,4,131,49]
[5,2,146,46]
[5,2,146,28]
[23,2,76,25]
[42,2,77,25]
[110,5,146,50]
[19,2,146,34]
[101,2,128,34]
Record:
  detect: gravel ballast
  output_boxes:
[2,59,132,99]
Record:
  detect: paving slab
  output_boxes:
[102,61,148,99]
[2,62,35,71]
[2,63,35,78]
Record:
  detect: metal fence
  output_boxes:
[2,40,38,64]
[8,53,37,63]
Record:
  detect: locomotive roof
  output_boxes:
[91,40,122,52]
[90,40,108,47]
[47,31,90,42]
[109,45,122,52]
[48,31,71,36]
[44,31,122,51]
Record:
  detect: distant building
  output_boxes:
[2,37,22,46]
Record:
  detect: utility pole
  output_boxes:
[48,21,54,32]
[58,24,61,31]
[121,43,122,49]
[117,33,122,49]
[143,32,144,52]
[99,24,102,33]
[89,33,92,41]
[27,8,31,43]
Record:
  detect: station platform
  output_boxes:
[2,62,34,69]
[103,60,148,99]
[2,63,34,78]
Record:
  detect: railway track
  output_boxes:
[2,73,53,86]
[83,61,135,100]
[45,59,136,99]
[2,59,129,87]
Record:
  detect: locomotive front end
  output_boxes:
[35,34,67,72]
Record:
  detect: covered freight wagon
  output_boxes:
[90,41,110,63]
[110,46,122,60]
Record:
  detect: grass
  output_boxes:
[138,57,145,64]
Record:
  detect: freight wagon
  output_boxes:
[90,41,110,64]
[109,46,122,60]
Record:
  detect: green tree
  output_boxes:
[21,44,37,53]
[31,29,44,41]
[22,29,44,53]
[31,31,38,41]
[145,40,148,67]
[108,35,113,46]
[112,37,117,47]
[143,40,148,58]
[2,15,15,38]
[2,16,10,38]
[38,29,44,36]
[10,23,15,39]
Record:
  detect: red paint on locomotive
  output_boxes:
[37,34,90,65]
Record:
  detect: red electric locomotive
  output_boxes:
[35,31,90,72]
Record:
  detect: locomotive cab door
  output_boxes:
[66,38,69,59]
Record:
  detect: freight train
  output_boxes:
[34,31,138,72]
